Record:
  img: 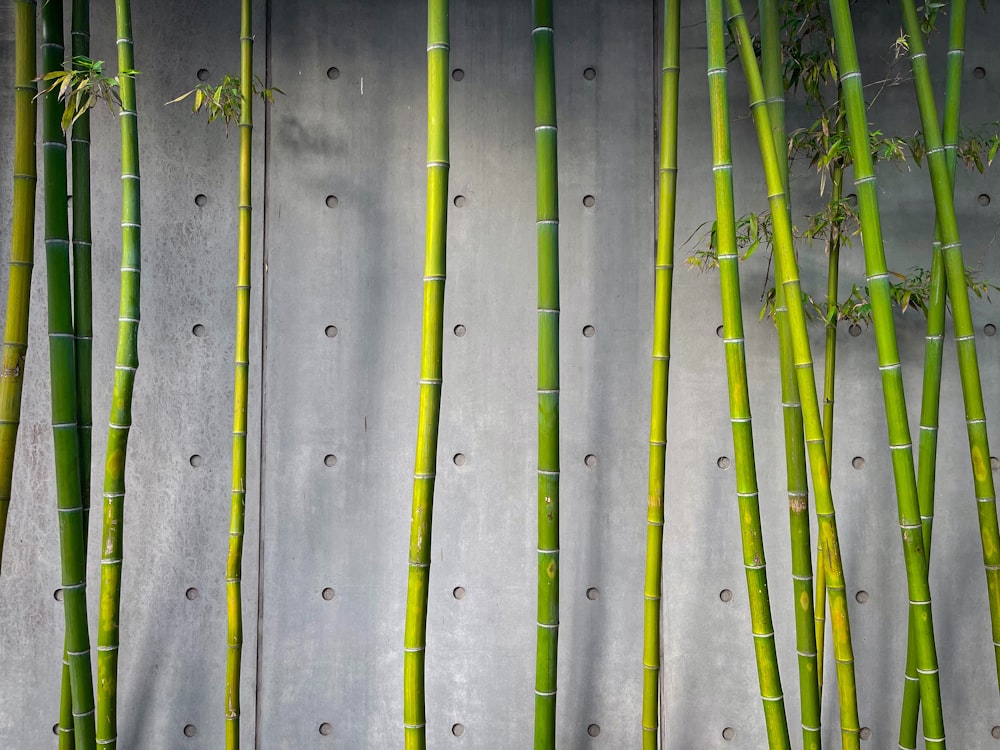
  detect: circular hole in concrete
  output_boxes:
[453,453,467,466]
[324,454,338,468]
[586,587,600,601]
[452,723,465,737]
[325,325,339,338]
[722,727,735,741]
[452,69,465,82]
[185,587,200,601]
[319,722,333,736]
[52,724,59,736]
[192,323,206,337]
[587,723,601,737]
[849,323,862,337]
[860,727,872,741]
[992,725,1000,739]
[584,454,598,468]
[991,456,999,471]
[979,194,992,207]
[985,323,997,337]
[453,194,467,208]
[453,324,467,337]
[846,193,858,206]
[852,456,866,470]
[582,324,596,338]
[974,66,987,79]
[321,587,335,601]
[583,67,597,80]
[855,590,870,604]
[716,325,725,338]
[326,67,340,80]
[196,68,210,82]
[717,456,731,470]
[194,194,207,207]
[453,586,466,600]
[53,589,63,602]
[719,589,733,603]
[183,724,197,738]
[582,194,596,208]
[189,454,203,468]
[325,195,339,208]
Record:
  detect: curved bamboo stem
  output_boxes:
[828,0,947,745]
[706,4,791,746]
[225,2,253,747]
[0,0,37,572]
[641,2,679,746]
[532,2,559,747]
[759,3,821,745]
[42,0,96,746]
[898,3,964,746]
[724,3,861,745]
[402,3,449,748]
[95,1,142,746]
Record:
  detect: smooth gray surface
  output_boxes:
[0,2,998,748]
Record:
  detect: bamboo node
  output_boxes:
[707,67,727,76]
[840,71,861,81]
[855,174,876,185]
[910,52,928,61]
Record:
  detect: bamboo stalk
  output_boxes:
[706,3,791,746]
[723,3,862,746]
[896,0,1000,739]
[402,3,449,748]
[826,1,948,745]
[41,0,97,746]
[759,3,821,745]
[641,1,679,746]
[531,2,559,747]
[0,0,38,572]
[898,4,964,746]
[95,1,142,746]
[225,2,254,747]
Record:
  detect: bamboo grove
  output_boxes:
[1,0,1000,747]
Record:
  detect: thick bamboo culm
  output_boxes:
[897,0,1000,727]
[41,0,97,747]
[0,0,37,572]
[225,1,254,747]
[899,3,964,746]
[641,1,679,746]
[826,1,947,745]
[723,2,862,745]
[705,3,790,746]
[95,1,142,746]
[531,1,560,747]
[402,3,449,748]
[758,2,821,745]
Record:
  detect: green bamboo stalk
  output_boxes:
[95,1,142,746]
[531,2,559,747]
[225,2,253,747]
[641,1,679,746]
[723,3,862,746]
[759,3,821,745]
[706,4,791,746]
[402,3,449,748]
[827,1,947,745]
[0,0,38,572]
[897,0,1000,741]
[41,0,97,747]
[898,4,964,746]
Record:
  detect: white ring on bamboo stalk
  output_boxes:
[712,162,732,171]
[56,506,84,515]
[42,141,67,150]
[537,547,559,553]
[942,242,961,250]
[978,497,993,504]
[947,49,965,56]
[419,378,441,385]
[723,337,743,344]
[644,594,660,601]
[532,26,554,34]
[67,646,90,656]
[104,492,124,498]
[652,354,669,361]
[100,559,122,566]
[403,722,426,729]
[760,694,784,702]
[115,365,136,372]
[109,422,130,430]
[916,667,940,676]
[737,491,757,498]
[731,417,750,423]
[537,389,559,394]
[926,146,946,156]
[840,71,861,81]
[426,161,448,168]
[535,125,557,132]
[955,334,974,341]
[427,43,449,51]
[41,43,63,50]
[403,645,425,652]
[878,362,900,371]
[423,275,445,282]
[707,67,727,76]
[72,709,95,719]
[121,221,140,228]
[908,599,931,606]
[408,561,429,567]
[536,621,557,628]
[923,739,945,746]
[904,674,919,682]
[745,563,766,570]
[968,418,986,424]
[900,522,921,530]
[537,219,558,225]
[791,574,812,581]
[118,110,137,118]
[116,37,134,44]
[96,643,119,650]
[802,724,820,732]
[413,472,435,479]
[534,689,557,696]
[890,443,912,450]
[96,740,117,746]
[118,317,139,324]
[796,649,817,657]
[121,174,139,180]
[49,332,74,339]
[924,334,943,342]
[643,662,660,670]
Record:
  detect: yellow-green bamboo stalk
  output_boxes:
[531,2,560,747]
[898,4,963,747]
[225,2,253,747]
[826,1,947,745]
[0,0,38,572]
[95,1,142,746]
[759,2,821,745]
[707,3,791,746]
[642,1,680,746]
[403,3,449,748]
[723,3,861,745]
[42,0,96,746]
[897,0,1000,733]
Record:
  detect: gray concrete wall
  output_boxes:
[0,2,998,747]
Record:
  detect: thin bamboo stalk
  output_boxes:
[759,3,821,745]
[402,3,449,748]
[897,0,1000,737]
[41,0,97,746]
[706,3,791,746]
[641,1,679,746]
[723,3,862,746]
[0,0,38,572]
[95,1,142,746]
[225,2,253,747]
[531,2,559,747]
[898,4,964,746]
[827,1,947,745]
[225,0,253,750]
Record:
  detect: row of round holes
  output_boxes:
[188,453,599,469]
[717,322,999,338]
[195,193,599,210]
[321,66,600,82]
[720,587,870,605]
[719,454,1000,471]
[194,324,599,339]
